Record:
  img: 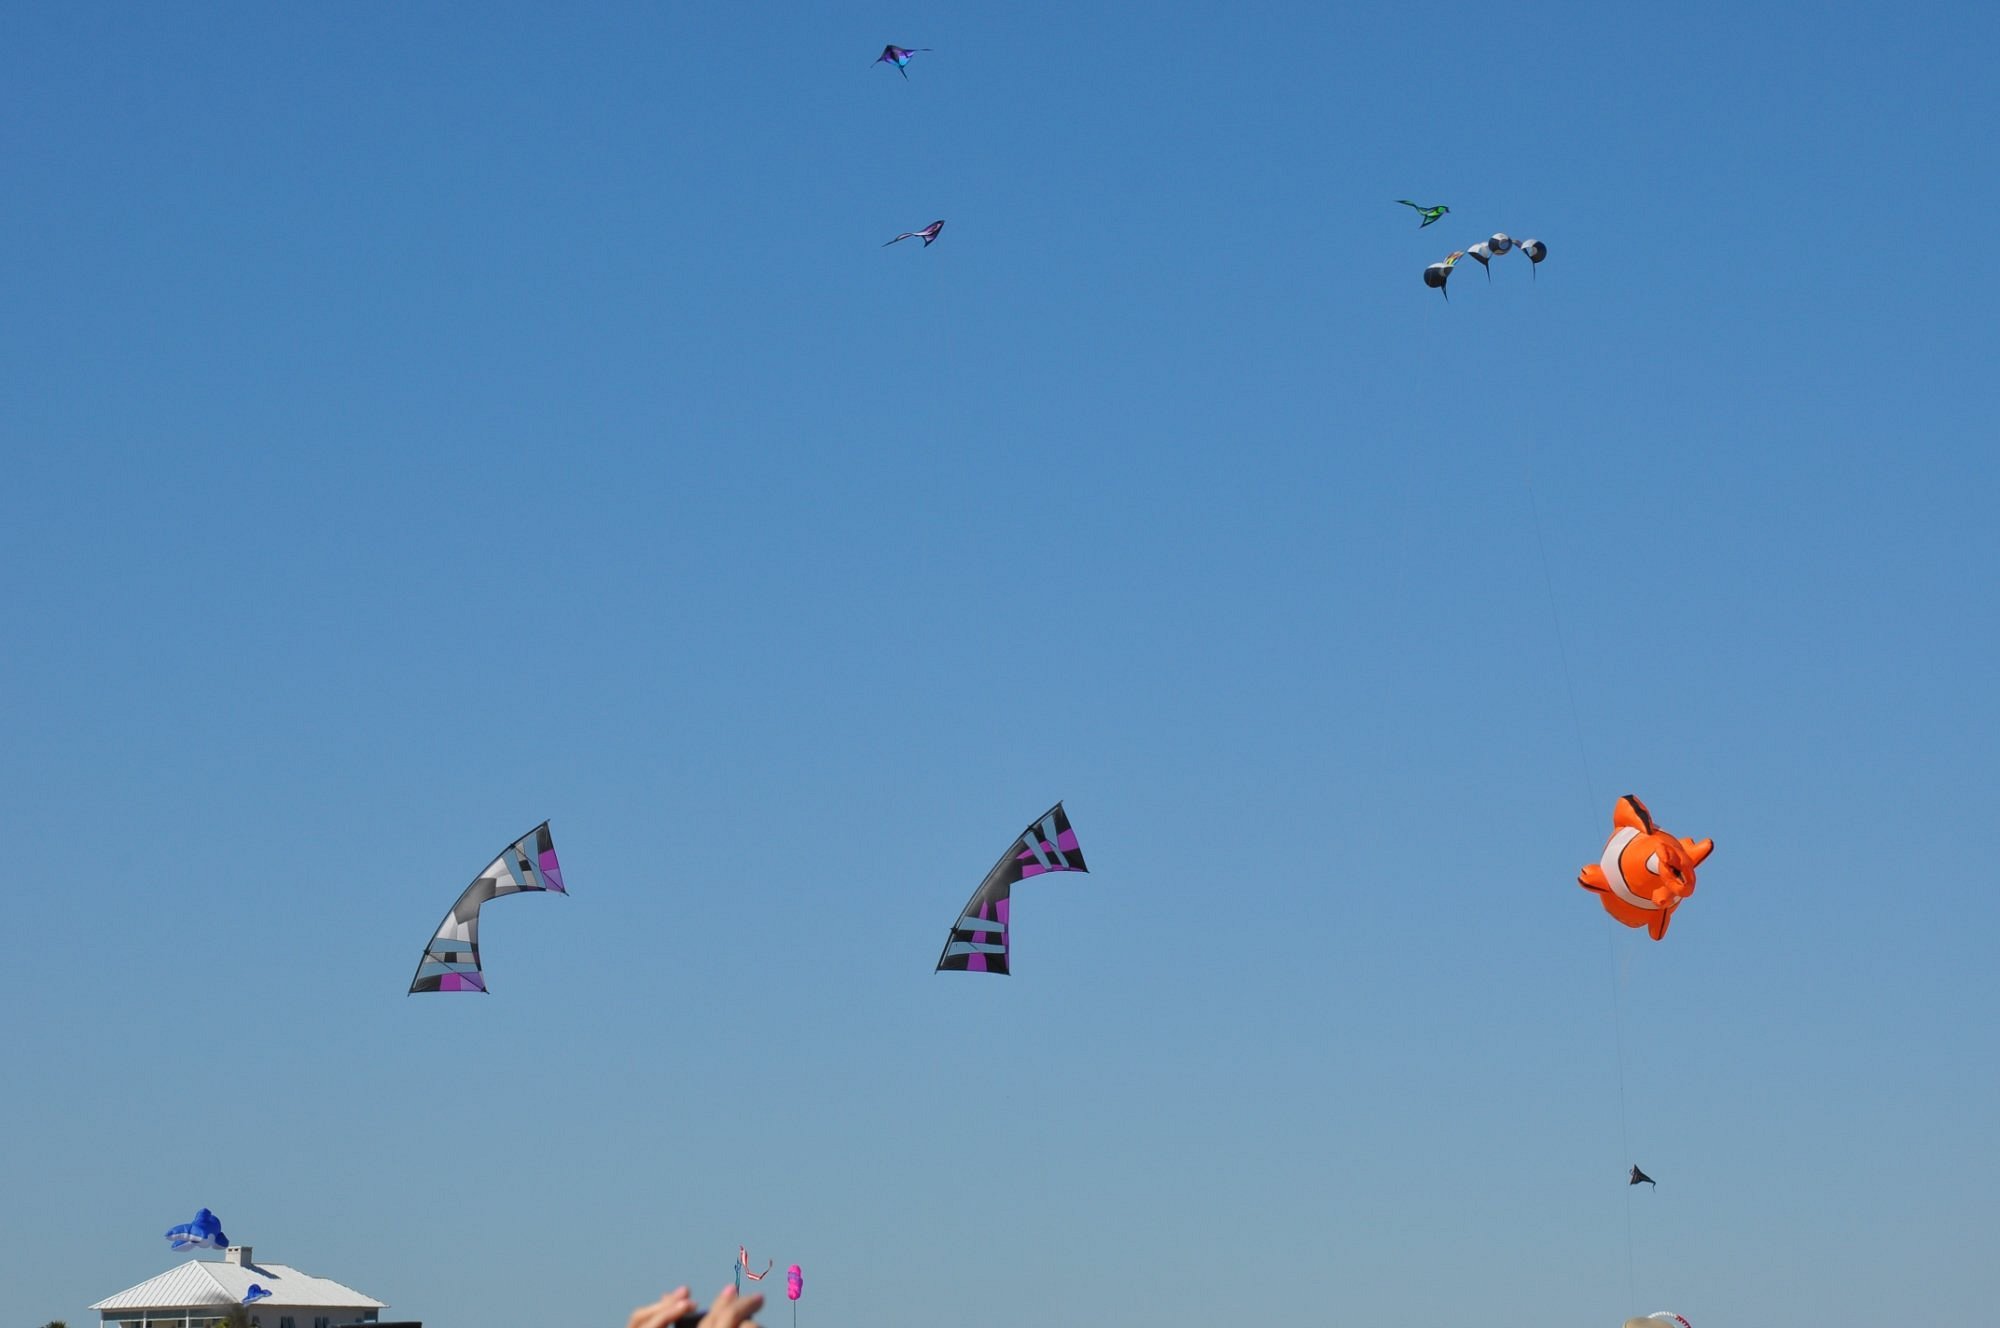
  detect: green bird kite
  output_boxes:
[1396,200,1450,228]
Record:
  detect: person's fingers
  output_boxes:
[696,1284,738,1328]
[701,1284,765,1328]
[630,1286,696,1328]
[632,1289,693,1328]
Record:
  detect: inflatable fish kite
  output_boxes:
[883,220,945,247]
[937,802,1088,975]
[787,1266,803,1301]
[1396,200,1451,227]
[409,822,567,993]
[1629,1164,1656,1187]
[165,1208,227,1251]
[875,44,933,78]
[1578,796,1712,940]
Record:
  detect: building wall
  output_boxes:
[247,1308,381,1328]
[99,1306,380,1328]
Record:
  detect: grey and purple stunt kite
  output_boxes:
[936,803,1088,976]
[409,822,567,993]
[875,44,932,78]
[883,220,945,247]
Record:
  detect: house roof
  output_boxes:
[91,1258,386,1311]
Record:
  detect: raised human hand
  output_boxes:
[629,1286,698,1328]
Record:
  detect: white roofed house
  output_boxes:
[91,1246,391,1328]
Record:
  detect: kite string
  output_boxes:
[1608,913,1638,1311]
[1519,441,1596,804]
[1519,437,1638,1310]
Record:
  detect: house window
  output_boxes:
[280,1317,297,1328]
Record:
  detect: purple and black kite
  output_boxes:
[875,44,932,78]
[935,803,1088,976]
[883,220,945,248]
[409,822,567,994]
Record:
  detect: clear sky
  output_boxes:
[3,3,1996,1326]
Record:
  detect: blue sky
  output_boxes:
[3,3,1996,1326]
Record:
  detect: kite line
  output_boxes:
[1517,437,1639,1311]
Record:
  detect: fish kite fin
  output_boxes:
[1612,795,1657,834]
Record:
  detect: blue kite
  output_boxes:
[165,1208,228,1251]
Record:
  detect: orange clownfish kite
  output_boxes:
[1578,795,1713,940]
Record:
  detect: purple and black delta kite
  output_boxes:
[883,219,945,248]
[875,44,932,78]
[409,822,567,993]
[935,803,1088,976]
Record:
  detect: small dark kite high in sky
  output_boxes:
[883,220,945,248]
[875,44,932,78]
